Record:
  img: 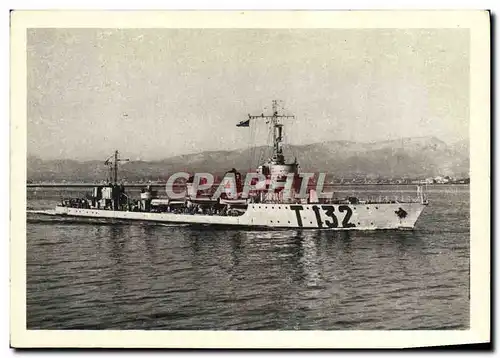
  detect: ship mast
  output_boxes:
[246,100,295,165]
[104,150,129,184]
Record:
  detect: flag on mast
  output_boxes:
[236,119,250,127]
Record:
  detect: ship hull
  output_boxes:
[54,202,426,230]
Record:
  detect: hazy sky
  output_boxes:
[27,28,469,160]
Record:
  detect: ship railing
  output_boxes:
[317,194,425,205]
[318,185,427,204]
[258,194,425,205]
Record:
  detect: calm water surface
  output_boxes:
[26,185,469,330]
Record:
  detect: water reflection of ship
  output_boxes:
[104,225,127,321]
[185,229,328,288]
[141,224,160,262]
[108,225,126,276]
[186,228,327,308]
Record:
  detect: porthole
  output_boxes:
[277,221,280,223]
[310,221,313,224]
[366,207,370,210]
[288,221,290,224]
[357,222,360,225]
[272,207,274,209]
[375,206,379,210]
[370,222,374,225]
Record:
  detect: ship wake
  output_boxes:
[26,209,58,215]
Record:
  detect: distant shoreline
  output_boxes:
[26,183,470,188]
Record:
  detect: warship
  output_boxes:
[51,101,428,230]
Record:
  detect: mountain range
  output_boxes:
[27,136,469,182]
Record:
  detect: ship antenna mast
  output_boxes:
[243,100,295,165]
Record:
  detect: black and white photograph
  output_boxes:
[10,10,490,348]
